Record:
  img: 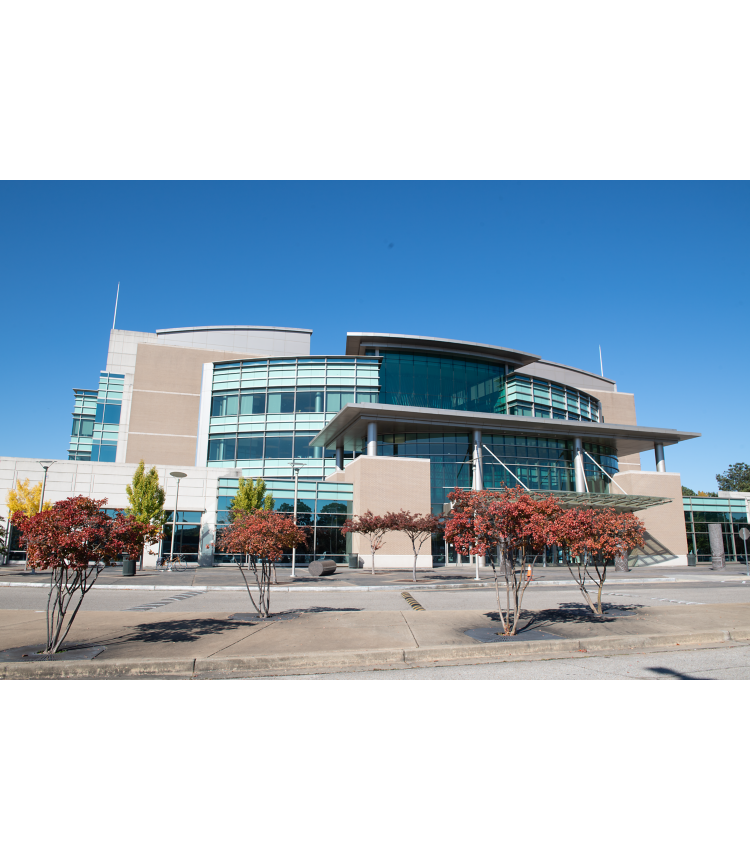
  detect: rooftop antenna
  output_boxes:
[112,282,120,330]
[599,344,604,377]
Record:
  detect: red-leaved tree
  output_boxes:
[386,510,443,582]
[444,487,561,635]
[216,509,308,617]
[341,511,393,574]
[11,496,162,654]
[552,507,646,615]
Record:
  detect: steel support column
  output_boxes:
[654,442,666,473]
[472,429,483,491]
[573,437,586,492]
[367,421,378,456]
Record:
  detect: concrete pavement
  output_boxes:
[2,600,750,679]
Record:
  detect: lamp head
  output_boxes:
[170,471,187,479]
[38,460,55,469]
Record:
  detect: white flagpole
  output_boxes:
[599,345,604,377]
[112,282,120,330]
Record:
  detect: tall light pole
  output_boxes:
[38,460,55,512]
[168,471,187,568]
[288,460,305,577]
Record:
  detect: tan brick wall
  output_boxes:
[583,389,641,471]
[125,342,263,466]
[612,471,688,562]
[124,434,199,466]
[133,343,259,395]
[337,456,432,559]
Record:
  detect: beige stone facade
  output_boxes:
[611,471,688,565]
[125,343,262,466]
[327,456,432,568]
[583,389,641,471]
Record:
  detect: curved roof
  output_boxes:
[345,333,539,366]
[157,325,313,335]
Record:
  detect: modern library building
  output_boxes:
[3,323,740,568]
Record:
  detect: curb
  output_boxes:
[2,627,749,680]
[0,576,692,593]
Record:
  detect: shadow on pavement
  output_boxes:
[646,666,704,680]
[483,602,643,633]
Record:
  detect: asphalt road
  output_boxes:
[257,642,750,680]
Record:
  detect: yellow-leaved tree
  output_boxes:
[7,479,52,515]
[6,479,52,569]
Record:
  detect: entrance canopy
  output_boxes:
[310,402,701,458]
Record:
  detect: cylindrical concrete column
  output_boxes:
[654,442,666,473]
[472,429,483,491]
[573,437,586,492]
[335,445,344,471]
[367,421,378,456]
[315,391,324,413]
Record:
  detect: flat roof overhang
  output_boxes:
[309,403,701,457]
[345,333,540,366]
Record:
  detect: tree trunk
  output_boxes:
[371,548,376,575]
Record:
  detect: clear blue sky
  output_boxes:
[1,181,746,491]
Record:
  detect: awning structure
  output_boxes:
[443,491,671,513]
[532,491,671,512]
[309,402,701,457]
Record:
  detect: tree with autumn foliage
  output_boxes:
[6,479,53,570]
[552,507,646,615]
[387,510,443,582]
[444,487,561,635]
[341,511,393,574]
[11,496,162,654]
[216,509,308,618]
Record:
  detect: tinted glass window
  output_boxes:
[267,391,295,413]
[264,435,293,458]
[295,390,325,412]
[236,435,264,459]
[240,392,266,415]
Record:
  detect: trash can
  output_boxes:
[122,552,136,577]
[348,553,359,569]
[687,551,696,567]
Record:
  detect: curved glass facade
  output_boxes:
[372,350,601,421]
[207,357,379,476]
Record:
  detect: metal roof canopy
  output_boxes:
[345,333,540,366]
[309,402,701,457]
[536,491,671,512]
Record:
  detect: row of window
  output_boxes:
[211,388,377,417]
[208,432,336,462]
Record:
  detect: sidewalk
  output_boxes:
[2,601,749,679]
[1,564,744,592]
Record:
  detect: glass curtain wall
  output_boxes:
[68,373,123,461]
[207,357,380,477]
[214,478,354,565]
[372,351,601,422]
[161,511,202,562]
[683,497,750,562]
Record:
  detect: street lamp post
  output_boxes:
[38,460,55,512]
[168,472,187,569]
[288,460,305,577]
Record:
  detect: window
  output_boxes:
[95,403,122,424]
[295,390,325,412]
[211,394,239,417]
[91,443,117,462]
[294,435,318,458]
[236,434,264,459]
[72,418,94,437]
[267,390,295,413]
[208,436,236,461]
[264,434,293,459]
[326,389,355,412]
[240,392,266,415]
